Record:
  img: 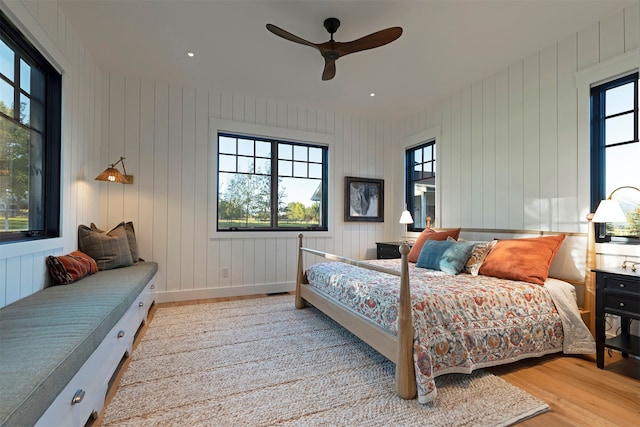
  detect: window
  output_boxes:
[405,140,436,231]
[591,72,639,243]
[217,133,328,231]
[0,11,61,242]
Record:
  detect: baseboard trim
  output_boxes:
[155,281,295,304]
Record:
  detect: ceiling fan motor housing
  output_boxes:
[324,18,341,35]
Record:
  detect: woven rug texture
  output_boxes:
[102,295,549,426]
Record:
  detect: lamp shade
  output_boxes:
[592,199,628,223]
[95,167,128,184]
[399,210,414,224]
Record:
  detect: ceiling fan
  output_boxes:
[266,18,403,81]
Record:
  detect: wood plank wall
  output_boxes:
[398,4,639,239]
[98,82,392,301]
[1,1,638,306]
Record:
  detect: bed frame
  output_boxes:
[295,223,597,400]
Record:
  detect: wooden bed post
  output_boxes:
[396,242,416,399]
[585,213,596,336]
[296,234,306,309]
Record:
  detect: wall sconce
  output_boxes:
[399,209,414,242]
[95,157,133,184]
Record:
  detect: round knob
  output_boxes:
[117,330,125,338]
[619,283,625,288]
[619,302,625,307]
[139,302,144,307]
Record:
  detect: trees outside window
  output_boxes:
[217,133,328,231]
[0,11,61,242]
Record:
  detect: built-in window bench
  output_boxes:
[0,262,158,427]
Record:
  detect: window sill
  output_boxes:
[210,230,333,240]
[0,237,63,259]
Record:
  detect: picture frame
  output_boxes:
[344,176,384,222]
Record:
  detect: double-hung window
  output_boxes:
[216,133,328,231]
[0,11,61,242]
[590,72,639,243]
[405,140,436,231]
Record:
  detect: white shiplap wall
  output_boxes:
[397,4,639,248]
[0,0,103,308]
[2,1,638,306]
[97,81,392,301]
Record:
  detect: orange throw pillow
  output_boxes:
[478,235,565,285]
[46,250,98,285]
[408,228,462,263]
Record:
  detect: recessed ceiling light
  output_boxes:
[186,51,195,57]
[370,93,375,97]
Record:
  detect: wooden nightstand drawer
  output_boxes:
[603,276,640,293]
[377,242,401,259]
[376,242,412,259]
[603,293,640,316]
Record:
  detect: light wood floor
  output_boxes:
[94,294,640,427]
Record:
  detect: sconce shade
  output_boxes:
[399,210,414,225]
[95,167,127,183]
[592,199,628,223]
[95,156,133,184]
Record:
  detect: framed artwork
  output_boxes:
[344,176,384,222]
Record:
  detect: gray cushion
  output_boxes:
[78,224,133,270]
[0,262,158,427]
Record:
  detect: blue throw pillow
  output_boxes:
[416,239,474,275]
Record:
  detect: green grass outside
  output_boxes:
[1,216,28,231]
[219,219,319,229]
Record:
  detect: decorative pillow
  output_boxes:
[46,250,98,285]
[416,239,474,275]
[91,221,140,262]
[478,235,565,285]
[463,240,497,276]
[408,228,461,263]
[78,225,134,270]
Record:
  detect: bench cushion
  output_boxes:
[0,261,158,427]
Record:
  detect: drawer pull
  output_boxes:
[71,389,85,405]
[618,283,625,288]
[151,284,155,289]
[139,302,144,307]
[619,302,625,308]
[117,330,125,338]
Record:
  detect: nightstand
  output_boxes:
[376,242,412,259]
[593,267,640,369]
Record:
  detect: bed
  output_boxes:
[295,231,596,403]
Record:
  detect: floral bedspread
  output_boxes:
[305,259,565,403]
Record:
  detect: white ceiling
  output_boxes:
[59,0,635,121]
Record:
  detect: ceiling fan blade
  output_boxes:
[322,59,336,81]
[266,24,319,50]
[334,27,403,57]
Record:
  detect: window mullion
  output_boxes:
[271,141,278,229]
[13,53,19,120]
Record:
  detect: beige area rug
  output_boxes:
[103,295,549,426]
